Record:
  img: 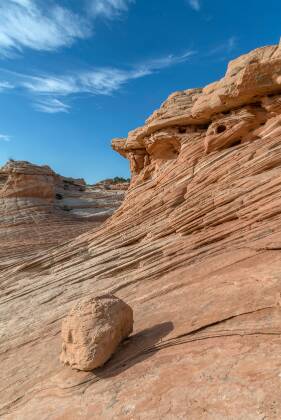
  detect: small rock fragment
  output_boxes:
[60,294,133,371]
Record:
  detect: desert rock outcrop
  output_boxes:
[0,160,128,267]
[1,42,281,419]
[60,294,133,371]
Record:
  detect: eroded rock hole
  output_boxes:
[178,127,187,134]
[150,140,181,160]
[216,125,227,134]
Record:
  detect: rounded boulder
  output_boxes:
[60,294,133,371]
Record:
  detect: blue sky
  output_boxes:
[0,0,280,183]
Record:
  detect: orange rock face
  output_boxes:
[0,160,128,267]
[2,43,281,419]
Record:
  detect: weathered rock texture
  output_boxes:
[0,160,128,267]
[1,43,281,419]
[60,294,133,371]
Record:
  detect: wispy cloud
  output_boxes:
[227,36,237,51]
[0,50,195,112]
[188,0,201,12]
[78,68,149,95]
[89,0,135,19]
[0,0,91,56]
[0,81,14,91]
[34,98,71,114]
[0,1,136,57]
[23,76,79,96]
[141,51,195,70]
[10,0,34,7]
[70,51,193,96]
[207,36,238,56]
[20,69,143,97]
[0,134,11,142]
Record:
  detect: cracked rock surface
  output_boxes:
[2,42,281,419]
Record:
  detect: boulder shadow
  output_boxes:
[94,321,174,379]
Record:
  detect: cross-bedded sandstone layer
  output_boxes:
[0,160,128,268]
[1,42,281,419]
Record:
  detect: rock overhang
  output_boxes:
[112,42,281,178]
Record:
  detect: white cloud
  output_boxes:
[207,36,238,56]
[0,81,14,91]
[78,66,160,95]
[140,51,195,70]
[0,0,91,56]
[19,68,149,100]
[89,0,135,19]
[188,0,201,11]
[0,1,136,57]
[10,0,34,7]
[23,76,79,95]
[10,0,34,6]
[0,134,11,142]
[21,50,195,97]
[34,98,70,113]
[0,50,195,112]
[227,36,237,51]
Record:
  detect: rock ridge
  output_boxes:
[0,160,128,267]
[1,43,281,419]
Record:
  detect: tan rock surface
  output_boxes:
[192,42,281,118]
[2,43,281,419]
[60,294,133,371]
[0,160,128,267]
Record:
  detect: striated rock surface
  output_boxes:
[0,160,128,267]
[60,294,133,371]
[2,43,281,419]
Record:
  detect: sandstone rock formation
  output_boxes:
[60,294,133,371]
[1,42,281,419]
[0,160,128,267]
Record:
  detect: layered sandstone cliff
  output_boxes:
[1,42,281,419]
[0,160,128,267]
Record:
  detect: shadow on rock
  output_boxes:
[94,321,174,378]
